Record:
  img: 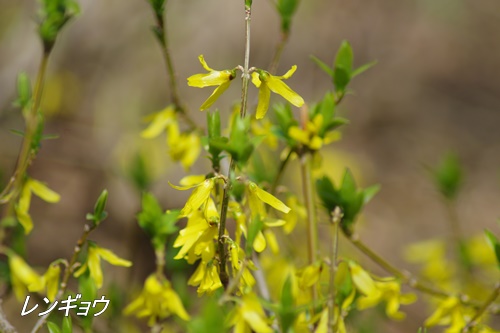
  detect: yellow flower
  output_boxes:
[251,117,278,150]
[170,178,215,217]
[15,178,60,234]
[298,262,322,289]
[251,66,304,119]
[28,261,61,301]
[188,260,223,296]
[349,262,416,320]
[124,274,189,326]
[141,106,201,170]
[246,181,291,218]
[188,55,237,110]
[282,196,306,234]
[425,296,472,332]
[229,243,256,292]
[172,210,217,262]
[74,244,132,289]
[8,254,43,301]
[288,114,341,151]
[141,106,177,139]
[227,292,273,333]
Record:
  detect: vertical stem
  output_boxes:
[155,246,166,278]
[328,208,341,332]
[1,53,50,241]
[300,153,318,302]
[217,1,252,290]
[240,4,252,117]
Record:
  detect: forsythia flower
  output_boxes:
[227,292,273,333]
[188,259,223,296]
[28,262,61,301]
[282,195,307,234]
[288,114,341,151]
[74,243,132,289]
[124,274,190,325]
[141,105,201,170]
[246,181,291,218]
[349,261,416,320]
[170,178,215,217]
[15,178,60,234]
[251,66,304,119]
[424,296,472,332]
[8,254,43,301]
[187,55,237,110]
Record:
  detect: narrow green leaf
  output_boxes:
[363,184,380,204]
[310,55,334,78]
[62,316,72,333]
[333,67,351,93]
[47,322,61,333]
[351,60,377,78]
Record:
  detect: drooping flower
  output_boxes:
[349,261,416,320]
[74,243,132,289]
[188,55,237,110]
[28,261,61,301]
[424,296,472,332]
[8,254,43,301]
[251,66,304,119]
[227,292,273,333]
[188,259,223,296]
[141,106,201,170]
[15,178,60,234]
[124,274,190,326]
[169,178,215,217]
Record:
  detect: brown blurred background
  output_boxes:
[1,0,500,331]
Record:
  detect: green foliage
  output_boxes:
[430,152,463,201]
[206,110,224,170]
[38,0,80,51]
[129,153,151,191]
[137,192,179,250]
[47,321,61,333]
[277,275,297,333]
[311,40,376,94]
[86,189,108,226]
[13,72,31,109]
[188,297,228,333]
[276,0,300,33]
[316,170,380,234]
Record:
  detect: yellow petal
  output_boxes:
[87,247,103,289]
[314,308,328,333]
[348,261,378,297]
[9,254,42,289]
[179,175,206,187]
[44,264,61,301]
[251,72,261,88]
[28,179,60,203]
[279,65,297,79]
[256,83,271,119]
[288,126,309,144]
[267,76,304,107]
[180,178,215,217]
[15,206,33,235]
[179,133,201,170]
[264,229,279,254]
[188,70,233,88]
[97,247,132,267]
[248,182,291,214]
[164,288,190,320]
[198,54,213,72]
[141,108,175,139]
[200,80,231,110]
[253,231,267,253]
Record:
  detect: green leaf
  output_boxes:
[92,189,108,225]
[310,55,334,78]
[431,152,463,201]
[485,229,500,270]
[47,322,61,333]
[334,40,354,73]
[351,60,377,78]
[62,316,72,333]
[363,184,380,204]
[14,72,31,108]
[207,110,221,139]
[276,0,299,33]
[278,275,296,333]
[333,67,351,93]
[129,152,151,191]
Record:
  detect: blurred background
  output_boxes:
[1,0,500,331]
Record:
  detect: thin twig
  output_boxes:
[0,300,17,333]
[268,32,289,75]
[31,223,97,333]
[328,207,342,333]
[463,283,500,332]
